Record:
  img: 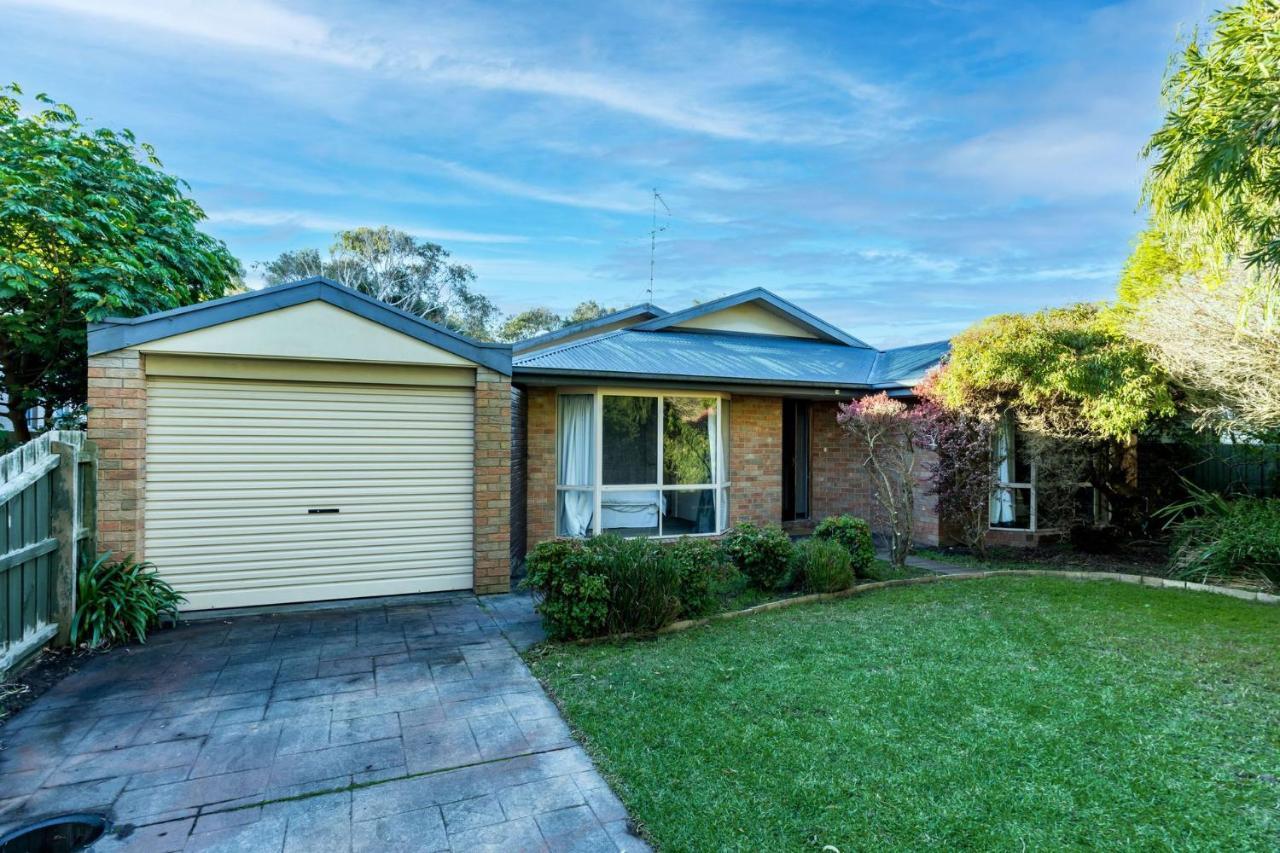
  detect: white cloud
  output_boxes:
[205,208,528,244]
[414,157,649,214]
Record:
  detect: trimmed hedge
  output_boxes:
[814,515,875,578]
[721,523,794,590]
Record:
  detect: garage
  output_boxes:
[86,277,514,610]
[144,376,475,610]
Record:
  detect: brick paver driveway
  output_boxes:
[0,593,648,852]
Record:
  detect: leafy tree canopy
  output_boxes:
[1143,0,1280,313]
[0,84,240,441]
[933,303,1176,441]
[497,300,615,343]
[258,226,497,340]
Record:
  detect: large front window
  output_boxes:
[557,391,729,537]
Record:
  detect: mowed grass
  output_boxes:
[528,577,1280,851]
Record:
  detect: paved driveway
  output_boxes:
[0,593,648,852]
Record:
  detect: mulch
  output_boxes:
[0,646,101,726]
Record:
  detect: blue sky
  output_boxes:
[6,0,1208,346]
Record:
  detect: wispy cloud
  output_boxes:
[205,208,528,244]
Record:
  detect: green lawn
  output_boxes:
[529,577,1280,851]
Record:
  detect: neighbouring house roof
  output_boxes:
[87,277,513,375]
[512,303,668,354]
[512,288,948,393]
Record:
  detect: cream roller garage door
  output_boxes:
[145,376,474,610]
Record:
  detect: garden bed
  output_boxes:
[529,575,1280,850]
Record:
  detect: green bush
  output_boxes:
[1160,489,1280,588]
[721,523,795,590]
[72,552,185,648]
[813,515,875,578]
[663,537,739,619]
[523,539,609,640]
[792,537,855,593]
[593,535,682,635]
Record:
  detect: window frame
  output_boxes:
[555,387,730,539]
[989,414,1107,533]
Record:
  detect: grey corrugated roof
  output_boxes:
[514,327,948,390]
[870,340,951,387]
[511,303,667,353]
[514,329,884,387]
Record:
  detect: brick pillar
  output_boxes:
[87,349,147,560]
[473,368,512,594]
[525,387,556,552]
[729,395,782,527]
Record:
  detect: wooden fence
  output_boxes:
[0,431,96,677]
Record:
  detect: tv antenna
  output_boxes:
[648,188,670,303]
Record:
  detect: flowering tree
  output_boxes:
[837,393,918,566]
[913,369,996,557]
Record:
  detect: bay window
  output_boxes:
[556,391,729,538]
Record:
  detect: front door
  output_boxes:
[781,399,810,522]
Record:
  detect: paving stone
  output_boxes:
[605,819,653,853]
[329,712,399,747]
[48,738,204,786]
[503,692,560,722]
[446,815,548,852]
[184,813,287,852]
[192,806,263,835]
[401,719,481,775]
[275,716,333,755]
[134,712,220,745]
[270,790,352,853]
[581,785,629,824]
[498,775,586,819]
[469,711,534,760]
[374,661,436,696]
[270,672,375,702]
[316,656,372,678]
[443,695,509,719]
[535,804,617,853]
[516,714,574,750]
[190,725,280,777]
[152,691,269,719]
[112,769,271,823]
[352,806,449,853]
[275,657,320,683]
[210,662,281,696]
[441,794,506,832]
[92,817,194,852]
[268,737,405,788]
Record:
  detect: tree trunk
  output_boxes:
[6,406,31,444]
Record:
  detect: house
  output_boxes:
[86,277,949,611]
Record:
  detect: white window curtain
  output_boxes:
[989,414,1015,524]
[558,395,595,536]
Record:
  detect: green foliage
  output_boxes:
[497,300,616,343]
[935,303,1175,440]
[1157,482,1280,588]
[1143,0,1280,311]
[523,539,609,640]
[594,536,681,635]
[721,523,795,590]
[0,84,240,441]
[524,535,737,638]
[1113,227,1192,317]
[258,226,497,339]
[792,537,854,593]
[663,537,739,619]
[71,552,185,649]
[813,515,875,578]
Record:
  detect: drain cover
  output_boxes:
[0,814,110,853]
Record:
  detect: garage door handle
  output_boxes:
[307,508,340,514]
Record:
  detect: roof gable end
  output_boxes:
[630,288,870,348]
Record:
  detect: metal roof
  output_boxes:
[629,287,872,348]
[87,277,513,375]
[870,340,951,387]
[511,303,667,353]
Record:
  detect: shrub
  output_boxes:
[663,537,739,619]
[813,515,875,578]
[721,523,795,590]
[72,552,185,648]
[792,537,855,593]
[593,535,681,635]
[1159,487,1280,588]
[523,539,609,640]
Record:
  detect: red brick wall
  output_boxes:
[88,349,147,560]
[473,368,513,594]
[729,396,782,527]
[525,386,557,552]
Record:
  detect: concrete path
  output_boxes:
[876,550,975,575]
[0,592,649,852]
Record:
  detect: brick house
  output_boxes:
[87,279,950,612]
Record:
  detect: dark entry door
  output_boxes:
[781,399,810,521]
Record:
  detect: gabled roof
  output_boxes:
[513,328,880,388]
[511,303,667,353]
[87,277,512,375]
[630,287,872,349]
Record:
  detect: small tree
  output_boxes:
[837,393,918,566]
[913,368,996,556]
[1,84,240,441]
